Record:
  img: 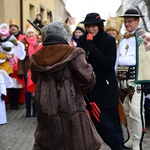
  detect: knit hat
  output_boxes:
[0,23,10,37]
[9,19,19,28]
[119,8,144,17]
[41,21,70,42]
[105,17,124,33]
[75,23,85,33]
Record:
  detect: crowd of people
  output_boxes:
[0,8,149,150]
[0,15,43,123]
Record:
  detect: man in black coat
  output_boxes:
[77,12,124,150]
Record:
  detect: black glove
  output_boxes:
[1,94,6,101]
[84,40,97,53]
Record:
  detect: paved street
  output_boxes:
[0,104,150,150]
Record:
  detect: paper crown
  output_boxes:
[105,16,124,33]
[25,24,36,34]
[9,19,19,27]
[76,23,85,30]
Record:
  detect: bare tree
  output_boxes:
[135,6,149,31]
[143,0,150,19]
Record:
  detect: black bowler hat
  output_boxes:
[119,8,144,17]
[80,13,105,24]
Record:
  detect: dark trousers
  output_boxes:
[25,75,36,116]
[7,88,20,110]
[91,107,124,150]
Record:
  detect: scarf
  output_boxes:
[25,36,37,56]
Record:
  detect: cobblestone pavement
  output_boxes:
[0,104,150,150]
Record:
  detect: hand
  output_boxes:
[84,40,96,52]
[90,102,101,122]
[1,94,6,101]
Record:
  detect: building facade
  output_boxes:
[0,0,72,33]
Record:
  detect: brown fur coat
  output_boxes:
[30,43,101,150]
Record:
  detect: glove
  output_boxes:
[1,94,6,101]
[84,40,97,53]
[90,102,101,122]
[9,36,18,46]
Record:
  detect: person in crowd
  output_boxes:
[0,23,17,75]
[105,16,124,45]
[71,23,85,46]
[9,19,25,41]
[30,21,101,150]
[115,8,147,150]
[105,17,125,124]
[8,19,26,109]
[77,12,124,150]
[0,69,14,125]
[33,14,44,29]
[19,24,40,117]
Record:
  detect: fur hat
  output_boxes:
[0,23,10,37]
[119,8,144,17]
[41,21,70,42]
[105,17,124,33]
[9,19,19,28]
[80,12,105,24]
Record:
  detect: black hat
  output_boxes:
[119,8,144,17]
[80,13,105,24]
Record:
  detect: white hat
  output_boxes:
[0,23,9,36]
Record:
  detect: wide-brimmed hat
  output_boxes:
[80,13,105,24]
[119,8,144,17]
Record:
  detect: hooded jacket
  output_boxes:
[30,35,101,150]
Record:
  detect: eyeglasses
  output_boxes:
[124,19,135,24]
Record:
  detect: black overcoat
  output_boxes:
[77,30,119,109]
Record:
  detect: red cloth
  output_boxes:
[26,69,35,93]
[26,44,42,93]
[35,44,42,52]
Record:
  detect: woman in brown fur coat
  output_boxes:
[30,21,101,150]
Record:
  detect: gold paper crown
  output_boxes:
[9,19,19,27]
[105,17,124,33]
[26,23,39,35]
[26,24,35,30]
[76,22,85,31]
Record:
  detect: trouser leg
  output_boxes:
[8,88,20,110]
[123,95,133,148]
[123,81,145,150]
[32,102,37,117]
[25,91,31,117]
